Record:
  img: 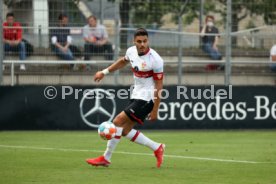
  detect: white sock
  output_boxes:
[103,127,123,162]
[125,129,160,151]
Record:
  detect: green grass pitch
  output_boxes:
[0,130,276,184]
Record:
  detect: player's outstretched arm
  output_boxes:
[94,57,129,82]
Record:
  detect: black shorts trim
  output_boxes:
[124,99,154,124]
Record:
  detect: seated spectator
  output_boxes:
[51,13,74,61]
[83,15,114,60]
[270,44,276,72]
[3,12,26,70]
[200,15,223,70]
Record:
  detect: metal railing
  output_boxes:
[3,59,274,86]
[1,25,275,86]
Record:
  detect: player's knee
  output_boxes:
[122,127,131,136]
[112,114,125,127]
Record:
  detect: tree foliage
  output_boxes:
[83,0,275,46]
[217,0,275,27]
[215,0,275,45]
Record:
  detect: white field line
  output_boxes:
[0,144,275,164]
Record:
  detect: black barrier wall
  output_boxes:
[0,85,276,130]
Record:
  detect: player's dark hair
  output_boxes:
[58,13,68,20]
[6,12,14,18]
[134,28,148,38]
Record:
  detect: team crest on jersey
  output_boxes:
[141,61,147,69]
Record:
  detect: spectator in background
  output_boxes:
[3,12,26,70]
[270,44,276,72]
[200,15,223,70]
[51,14,74,62]
[83,15,114,60]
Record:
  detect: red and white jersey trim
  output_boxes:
[131,68,153,78]
[153,72,164,80]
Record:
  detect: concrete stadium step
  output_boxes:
[3,72,276,86]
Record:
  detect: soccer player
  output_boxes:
[86,28,165,168]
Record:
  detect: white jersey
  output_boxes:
[125,46,164,101]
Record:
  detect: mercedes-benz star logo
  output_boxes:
[80,88,116,128]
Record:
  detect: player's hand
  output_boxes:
[148,111,158,122]
[94,71,105,82]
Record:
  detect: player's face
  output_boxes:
[134,36,149,54]
[6,16,14,25]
